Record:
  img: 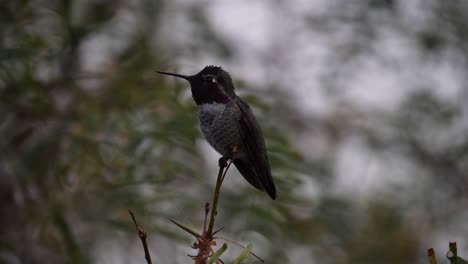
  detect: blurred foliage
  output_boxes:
[1,0,468,263]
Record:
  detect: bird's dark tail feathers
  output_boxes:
[233,159,277,200]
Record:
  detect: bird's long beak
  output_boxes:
[157,71,190,80]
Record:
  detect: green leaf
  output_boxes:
[234,243,253,264]
[207,243,228,264]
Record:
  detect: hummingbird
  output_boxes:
[157,65,277,199]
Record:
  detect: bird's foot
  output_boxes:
[219,145,239,168]
[218,156,229,168]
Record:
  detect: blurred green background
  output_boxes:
[1,0,468,263]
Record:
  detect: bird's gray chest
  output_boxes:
[198,102,241,156]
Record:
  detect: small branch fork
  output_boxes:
[171,155,264,263]
[130,146,262,263]
[183,158,232,264]
[129,157,233,264]
[129,210,153,264]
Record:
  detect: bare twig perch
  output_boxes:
[170,156,263,263]
[207,160,232,237]
[170,159,232,264]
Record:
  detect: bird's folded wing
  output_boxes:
[234,97,276,199]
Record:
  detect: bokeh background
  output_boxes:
[2,0,468,263]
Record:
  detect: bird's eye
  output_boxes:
[203,76,216,83]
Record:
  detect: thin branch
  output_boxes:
[207,160,232,237]
[169,157,238,263]
[203,202,210,234]
[220,161,232,184]
[129,210,153,264]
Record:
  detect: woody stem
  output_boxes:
[207,158,231,237]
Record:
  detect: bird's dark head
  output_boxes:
[157,65,236,105]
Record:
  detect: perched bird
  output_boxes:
[157,65,277,199]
